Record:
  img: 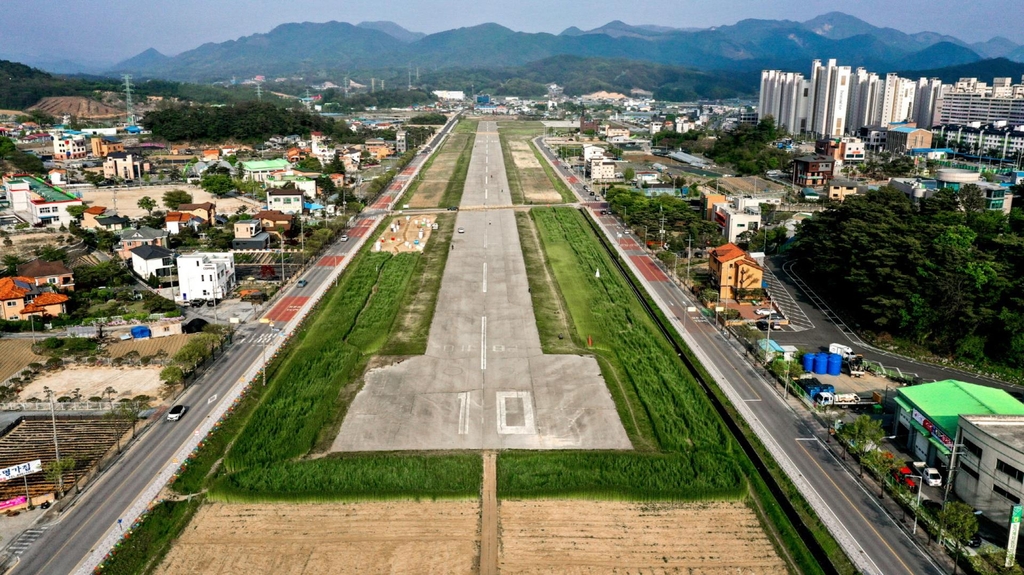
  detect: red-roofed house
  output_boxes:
[0,277,70,320]
[165,211,204,234]
[708,243,764,300]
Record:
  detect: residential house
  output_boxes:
[16,259,74,291]
[815,137,866,164]
[792,155,835,188]
[175,202,216,223]
[165,212,204,234]
[232,219,271,249]
[708,243,764,300]
[103,152,148,180]
[0,276,70,320]
[3,175,83,226]
[176,253,236,303]
[116,226,169,260]
[588,159,616,182]
[90,136,124,157]
[266,188,304,214]
[266,173,317,198]
[130,245,176,286]
[364,138,393,160]
[604,126,630,139]
[825,179,865,202]
[47,169,67,186]
[200,149,220,162]
[81,205,109,229]
[95,215,130,231]
[253,210,294,238]
[711,200,762,244]
[241,158,291,182]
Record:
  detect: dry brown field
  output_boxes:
[0,339,45,382]
[499,500,787,574]
[105,333,191,359]
[20,367,164,402]
[506,140,561,204]
[78,184,262,219]
[156,501,480,575]
[407,133,471,208]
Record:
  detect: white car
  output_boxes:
[457,227,465,234]
[754,308,774,316]
[924,468,942,487]
[340,234,349,242]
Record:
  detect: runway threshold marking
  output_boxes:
[481,316,487,370]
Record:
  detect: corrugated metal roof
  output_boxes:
[899,380,1024,437]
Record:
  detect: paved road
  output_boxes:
[11,117,459,575]
[534,136,947,575]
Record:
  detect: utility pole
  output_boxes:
[686,236,693,288]
[659,205,666,250]
[44,387,63,497]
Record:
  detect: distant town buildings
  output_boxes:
[939,76,1024,126]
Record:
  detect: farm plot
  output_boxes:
[499,500,786,574]
[406,132,472,208]
[0,419,124,501]
[156,501,480,575]
[0,339,45,382]
[105,333,192,359]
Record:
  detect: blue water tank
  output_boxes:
[814,353,828,375]
[827,353,843,376]
[802,353,816,372]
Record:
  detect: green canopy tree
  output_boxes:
[162,189,193,209]
[137,196,157,215]
[939,501,978,574]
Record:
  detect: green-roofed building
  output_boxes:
[894,379,1024,468]
[241,158,291,183]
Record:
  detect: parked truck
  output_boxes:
[816,391,880,408]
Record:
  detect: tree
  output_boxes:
[623,167,636,182]
[83,171,103,187]
[36,244,67,263]
[200,173,235,197]
[160,365,185,388]
[65,205,88,221]
[295,156,322,172]
[838,415,885,474]
[2,254,25,277]
[44,457,76,498]
[137,196,157,215]
[162,189,193,209]
[939,501,978,574]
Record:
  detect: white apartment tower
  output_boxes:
[846,68,884,131]
[809,59,851,137]
[880,73,918,126]
[913,77,943,129]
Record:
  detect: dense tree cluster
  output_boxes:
[704,118,792,176]
[793,185,1024,368]
[0,136,44,174]
[319,89,433,112]
[141,102,341,142]
[604,186,723,251]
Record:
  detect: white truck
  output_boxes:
[816,392,880,408]
[829,343,866,377]
[829,343,854,357]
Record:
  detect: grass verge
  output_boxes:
[379,213,456,355]
[438,131,476,208]
[531,140,576,203]
[211,453,482,502]
[499,132,526,205]
[96,496,204,575]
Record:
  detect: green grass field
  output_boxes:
[438,132,475,207]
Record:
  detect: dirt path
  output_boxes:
[480,451,498,575]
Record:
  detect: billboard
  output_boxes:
[1008,505,1022,568]
[0,460,42,482]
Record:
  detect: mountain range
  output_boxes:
[103,12,1024,83]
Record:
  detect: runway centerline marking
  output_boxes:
[481,316,487,370]
[457,392,470,435]
[482,262,488,293]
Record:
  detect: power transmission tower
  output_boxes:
[371,78,375,93]
[122,74,134,125]
[255,83,263,101]
[408,64,412,91]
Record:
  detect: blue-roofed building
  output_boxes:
[886,126,932,154]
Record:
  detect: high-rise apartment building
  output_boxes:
[938,76,1024,126]
[760,60,940,137]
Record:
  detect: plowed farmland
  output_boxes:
[155,501,479,575]
[499,500,787,574]
[0,339,45,382]
[105,334,191,359]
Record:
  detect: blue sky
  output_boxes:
[2,0,1021,64]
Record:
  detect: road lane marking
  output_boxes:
[207,394,218,404]
[482,263,488,293]
[481,317,487,370]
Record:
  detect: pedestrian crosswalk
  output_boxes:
[5,527,47,558]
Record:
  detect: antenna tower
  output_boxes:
[122,74,134,125]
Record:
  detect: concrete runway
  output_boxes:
[333,122,630,451]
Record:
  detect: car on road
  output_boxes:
[296,279,308,287]
[754,308,773,316]
[755,320,782,331]
[924,468,942,487]
[457,227,465,234]
[340,234,349,242]
[891,465,918,489]
[166,405,187,421]
[189,299,206,308]
[447,206,459,211]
